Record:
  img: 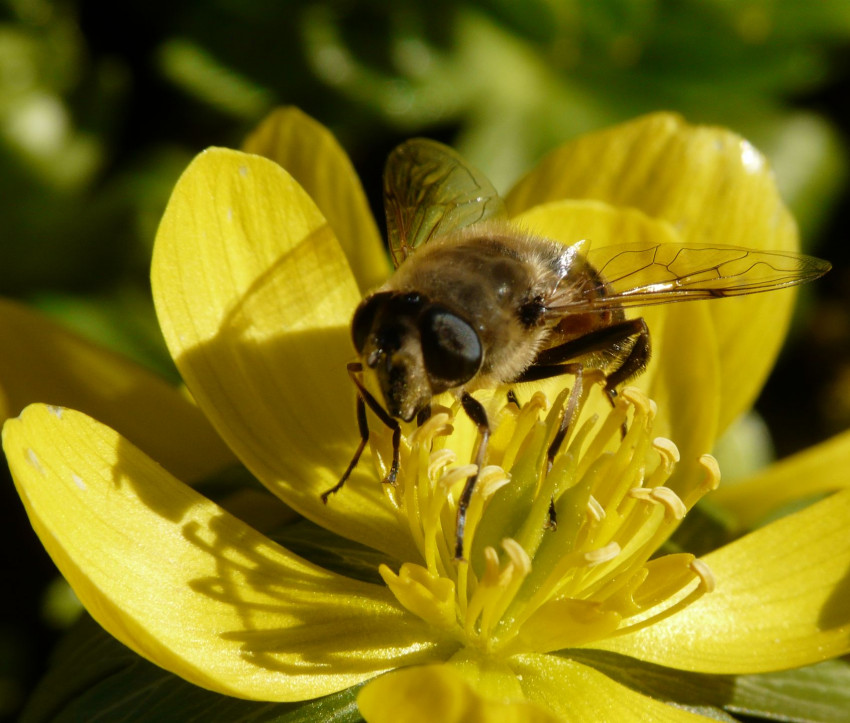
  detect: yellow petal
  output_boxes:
[358,665,560,723]
[506,113,799,432]
[514,200,720,489]
[243,107,390,292]
[3,405,453,700]
[511,653,708,721]
[151,148,416,558]
[595,488,850,673]
[713,429,850,528]
[0,298,233,482]
[515,598,621,653]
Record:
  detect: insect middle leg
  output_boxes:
[454,392,490,561]
[513,362,587,529]
[533,318,650,405]
[321,362,401,503]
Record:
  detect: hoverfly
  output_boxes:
[322,138,830,559]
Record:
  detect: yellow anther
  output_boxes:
[587,495,606,522]
[410,412,452,446]
[502,538,532,578]
[620,386,652,417]
[527,391,549,412]
[584,541,621,566]
[438,464,478,492]
[481,546,501,586]
[681,454,722,511]
[477,466,511,499]
[689,558,716,593]
[428,449,457,478]
[652,437,680,467]
[699,454,721,491]
[649,486,687,520]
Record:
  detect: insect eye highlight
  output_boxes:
[419,305,482,387]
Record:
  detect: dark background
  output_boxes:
[2,1,850,719]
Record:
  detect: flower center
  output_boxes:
[376,381,719,655]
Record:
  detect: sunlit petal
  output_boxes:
[151,148,416,557]
[506,113,799,432]
[595,489,850,672]
[713,428,850,528]
[0,298,234,482]
[514,200,721,493]
[511,654,708,721]
[3,405,454,700]
[358,664,560,723]
[243,107,390,291]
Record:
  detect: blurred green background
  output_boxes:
[2,0,850,719]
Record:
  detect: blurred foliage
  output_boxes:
[3,0,850,720]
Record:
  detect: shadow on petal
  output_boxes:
[162,226,417,559]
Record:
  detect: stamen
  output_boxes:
[499,392,548,472]
[690,559,716,593]
[372,381,718,657]
[410,412,452,447]
[481,546,501,585]
[682,454,722,510]
[587,495,606,522]
[649,486,687,520]
[644,437,680,489]
[653,437,680,466]
[584,541,621,566]
[379,563,457,631]
[438,464,478,493]
[475,539,532,643]
[502,537,532,578]
[620,386,654,419]
[428,449,456,478]
[476,466,512,498]
[465,547,502,636]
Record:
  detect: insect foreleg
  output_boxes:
[322,362,401,503]
[321,389,369,502]
[455,392,490,561]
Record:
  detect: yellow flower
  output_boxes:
[4,109,850,721]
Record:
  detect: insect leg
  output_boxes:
[321,362,401,503]
[455,392,490,561]
[601,319,650,394]
[321,391,369,503]
[533,318,650,399]
[546,365,584,466]
[514,362,586,531]
[416,404,432,426]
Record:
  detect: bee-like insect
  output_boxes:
[323,138,830,559]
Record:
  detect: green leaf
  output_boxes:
[568,650,850,722]
[728,660,850,723]
[22,616,366,723]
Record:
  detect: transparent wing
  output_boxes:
[383,139,506,267]
[551,242,831,313]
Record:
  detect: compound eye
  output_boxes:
[419,306,482,386]
[351,293,390,353]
